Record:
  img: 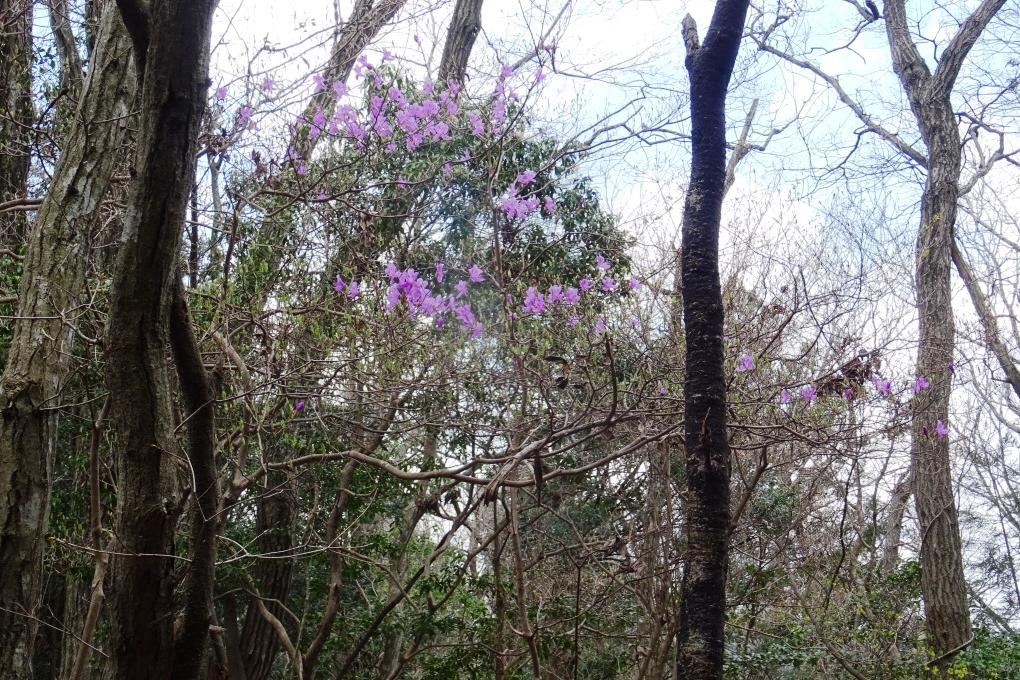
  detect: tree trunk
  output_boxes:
[438,0,484,85]
[883,0,1006,668]
[0,7,134,676]
[105,0,217,677]
[0,0,33,248]
[675,2,749,678]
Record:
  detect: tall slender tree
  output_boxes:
[883,0,1005,670]
[676,0,750,677]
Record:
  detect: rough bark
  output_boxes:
[0,0,33,247]
[239,476,296,680]
[675,1,750,678]
[437,0,484,86]
[883,0,1006,669]
[0,7,134,676]
[105,0,217,678]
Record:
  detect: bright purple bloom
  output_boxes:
[579,278,592,292]
[935,419,949,438]
[333,275,346,293]
[295,400,305,413]
[801,385,817,403]
[468,264,484,283]
[516,169,536,186]
[455,280,469,298]
[735,354,754,373]
[544,196,556,213]
[843,387,853,400]
[547,285,563,304]
[385,262,400,279]
[564,287,580,305]
[779,389,791,405]
[467,112,485,137]
[312,73,326,93]
[872,377,892,396]
[595,253,611,271]
[239,106,254,123]
[594,318,607,336]
[601,276,617,292]
[913,376,930,394]
[500,64,513,78]
[261,77,275,91]
[523,287,545,315]
[628,275,641,290]
[346,281,360,298]
[215,85,228,100]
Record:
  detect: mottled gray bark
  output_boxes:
[0,7,134,676]
[0,0,33,247]
[883,0,1006,670]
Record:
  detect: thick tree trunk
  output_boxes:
[105,0,216,678]
[0,0,33,247]
[0,7,134,676]
[675,2,749,678]
[438,0,483,85]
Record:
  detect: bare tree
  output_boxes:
[676,0,751,677]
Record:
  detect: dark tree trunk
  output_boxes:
[239,475,296,680]
[0,7,134,676]
[105,0,217,678]
[675,1,749,678]
[438,0,484,85]
[883,0,1005,669]
[0,0,33,247]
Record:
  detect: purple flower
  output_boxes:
[601,276,617,292]
[913,376,930,394]
[801,385,817,403]
[594,318,607,336]
[516,169,536,186]
[333,81,348,97]
[468,264,484,283]
[467,113,485,137]
[779,389,791,405]
[296,164,308,176]
[523,286,545,315]
[567,315,580,327]
[564,287,580,305]
[872,377,892,396]
[595,253,611,271]
[947,361,955,375]
[333,275,346,293]
[239,105,254,123]
[215,85,228,100]
[455,280,469,298]
[935,419,949,438]
[544,196,556,213]
[547,285,564,304]
[294,400,305,413]
[346,281,360,299]
[435,262,445,283]
[385,284,401,311]
[735,354,754,373]
[261,77,275,91]
[312,73,326,93]
[385,262,400,280]
[628,275,641,290]
[843,387,853,400]
[579,278,592,292]
[500,64,514,78]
